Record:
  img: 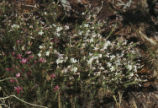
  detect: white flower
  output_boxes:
[56,58,64,64]
[90,38,94,43]
[100,66,104,70]
[49,46,52,49]
[123,40,127,45]
[38,30,44,36]
[44,12,47,15]
[70,58,77,63]
[56,27,63,32]
[78,31,83,35]
[98,54,102,58]
[110,55,115,60]
[60,0,71,11]
[87,55,99,68]
[94,47,99,51]
[110,66,115,71]
[103,41,111,49]
[127,65,133,71]
[83,56,86,60]
[96,59,99,64]
[107,62,112,67]
[49,25,52,28]
[82,12,85,15]
[56,54,68,64]
[87,30,90,33]
[54,50,58,54]
[115,59,121,66]
[39,45,44,49]
[87,57,95,67]
[56,32,60,37]
[81,43,86,48]
[129,73,134,77]
[62,68,68,74]
[64,57,68,62]
[94,72,101,76]
[52,24,57,27]
[38,53,42,57]
[92,32,97,37]
[21,45,25,50]
[11,24,20,29]
[29,25,33,29]
[87,54,102,67]
[134,65,138,72]
[64,25,69,30]
[89,53,93,56]
[71,66,78,73]
[84,24,89,28]
[46,51,50,56]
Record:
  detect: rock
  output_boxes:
[147,0,158,17]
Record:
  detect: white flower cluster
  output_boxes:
[10,24,20,32]
[24,8,144,88]
[52,24,69,37]
[56,53,68,64]
[38,38,53,57]
[55,19,144,87]
[61,65,78,75]
[85,38,143,85]
[38,30,44,36]
[11,24,20,29]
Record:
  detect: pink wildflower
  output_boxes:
[28,55,34,59]
[14,86,23,94]
[39,58,46,63]
[26,51,32,55]
[54,85,60,92]
[10,79,16,83]
[17,54,22,59]
[50,73,56,79]
[12,52,15,56]
[5,68,11,71]
[20,58,27,64]
[16,40,21,44]
[16,73,21,78]
[34,60,37,64]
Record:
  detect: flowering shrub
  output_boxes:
[0,1,146,107]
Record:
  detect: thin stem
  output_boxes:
[0,77,17,83]
[105,24,117,40]
[0,95,48,108]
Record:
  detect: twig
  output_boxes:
[0,95,48,108]
[0,77,17,83]
[105,24,117,40]
[137,28,157,45]
[58,91,62,108]
[21,4,37,8]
